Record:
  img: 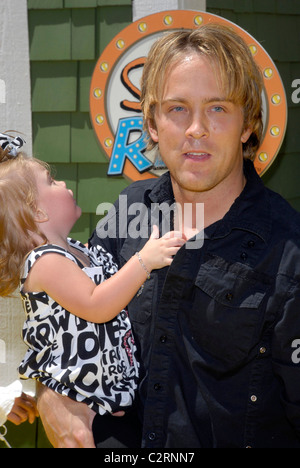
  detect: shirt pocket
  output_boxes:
[191,255,271,368]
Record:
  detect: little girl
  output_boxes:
[0,133,185,446]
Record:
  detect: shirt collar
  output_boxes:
[148,171,175,205]
[210,159,272,242]
[147,159,271,243]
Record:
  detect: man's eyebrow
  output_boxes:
[161,96,230,105]
[161,97,187,105]
[202,96,229,103]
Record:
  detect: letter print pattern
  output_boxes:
[18,239,139,415]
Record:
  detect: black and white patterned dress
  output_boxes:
[18,239,139,415]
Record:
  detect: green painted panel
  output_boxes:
[65,0,97,7]
[287,197,300,211]
[37,420,52,448]
[277,0,300,14]
[207,0,234,10]
[280,107,300,154]
[29,9,71,61]
[262,152,300,200]
[71,113,107,163]
[234,13,257,38]
[71,9,96,60]
[207,8,237,23]
[254,14,300,62]
[31,61,78,112]
[71,213,107,244]
[32,113,71,163]
[252,0,275,13]
[28,0,63,8]
[78,61,96,112]
[233,0,254,13]
[0,419,51,449]
[51,163,78,199]
[97,0,132,5]
[71,213,93,243]
[77,163,128,213]
[96,5,132,55]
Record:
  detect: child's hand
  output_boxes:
[7,393,39,425]
[139,225,186,273]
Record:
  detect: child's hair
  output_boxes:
[0,139,48,296]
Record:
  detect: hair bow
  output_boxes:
[0,133,25,157]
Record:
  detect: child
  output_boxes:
[0,133,185,446]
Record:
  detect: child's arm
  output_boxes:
[24,227,185,323]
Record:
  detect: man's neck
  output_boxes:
[172,172,246,238]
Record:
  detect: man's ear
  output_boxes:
[34,208,49,223]
[148,119,159,143]
[241,126,253,144]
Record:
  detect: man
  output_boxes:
[38,24,300,448]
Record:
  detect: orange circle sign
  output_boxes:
[90,10,287,182]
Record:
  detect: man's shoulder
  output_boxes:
[266,186,300,234]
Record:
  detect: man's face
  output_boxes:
[148,53,252,197]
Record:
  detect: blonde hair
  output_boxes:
[0,149,48,296]
[140,23,264,160]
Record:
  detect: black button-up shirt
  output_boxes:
[90,160,300,448]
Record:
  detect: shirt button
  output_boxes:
[250,395,257,402]
[160,335,167,343]
[248,240,255,248]
[240,252,248,261]
[154,383,162,391]
[148,432,156,441]
[226,292,234,301]
[259,346,266,354]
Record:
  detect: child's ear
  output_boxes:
[34,208,49,223]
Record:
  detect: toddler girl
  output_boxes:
[0,133,185,445]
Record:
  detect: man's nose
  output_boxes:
[185,111,209,139]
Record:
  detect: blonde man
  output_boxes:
[38,24,300,448]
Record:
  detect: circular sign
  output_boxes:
[90,10,287,182]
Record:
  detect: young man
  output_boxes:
[38,24,300,448]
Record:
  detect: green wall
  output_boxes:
[3,0,299,449]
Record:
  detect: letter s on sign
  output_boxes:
[291,338,300,364]
[291,79,300,104]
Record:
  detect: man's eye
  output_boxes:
[212,106,224,112]
[171,106,184,112]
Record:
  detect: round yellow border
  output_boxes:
[90,10,287,181]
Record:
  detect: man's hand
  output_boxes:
[37,382,96,448]
[7,393,39,425]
